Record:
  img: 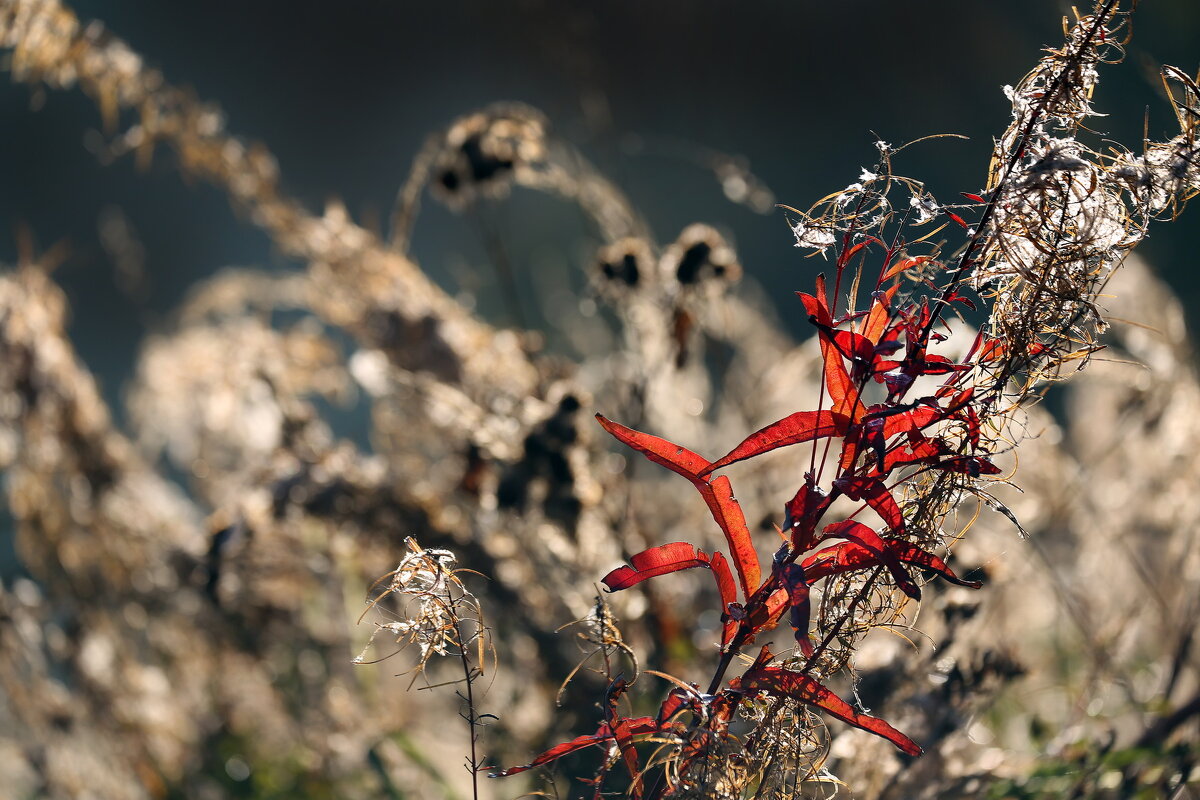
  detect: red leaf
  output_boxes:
[828,327,878,364]
[490,732,607,776]
[849,400,945,468]
[913,354,970,375]
[960,192,987,203]
[885,542,982,588]
[861,285,899,344]
[933,455,1002,477]
[945,290,977,311]
[595,415,760,599]
[821,346,861,419]
[490,717,661,777]
[602,542,717,591]
[656,689,696,727]
[799,290,862,420]
[880,402,943,439]
[801,540,880,580]
[737,666,922,756]
[783,475,833,553]
[978,338,1006,364]
[610,718,642,797]
[709,551,740,647]
[782,564,814,656]
[809,274,834,325]
[838,427,864,472]
[872,435,942,476]
[746,587,791,633]
[838,240,870,268]
[676,694,738,770]
[702,410,847,475]
[820,520,919,598]
[700,477,761,597]
[595,414,710,480]
[882,255,932,282]
[946,210,969,228]
[945,398,982,449]
[832,476,905,535]
[801,540,981,589]
[601,544,746,635]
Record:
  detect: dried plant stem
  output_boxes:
[451,599,483,800]
[922,0,1124,349]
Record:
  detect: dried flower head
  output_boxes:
[355,537,486,677]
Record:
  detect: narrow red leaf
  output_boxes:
[820,520,919,598]
[489,732,607,776]
[828,327,877,364]
[737,666,922,756]
[861,285,899,344]
[601,543,747,635]
[595,414,710,480]
[945,290,977,310]
[782,564,814,656]
[801,539,981,589]
[838,240,870,268]
[783,475,833,553]
[872,435,942,475]
[811,274,833,324]
[490,717,661,777]
[801,540,878,579]
[746,587,791,633]
[946,210,969,228]
[880,403,943,439]
[885,542,982,588]
[702,410,847,476]
[882,255,931,282]
[913,354,971,375]
[799,290,862,419]
[611,720,642,798]
[933,455,1002,477]
[656,689,696,727]
[961,192,987,203]
[595,415,760,600]
[822,345,861,419]
[602,542,716,591]
[838,427,863,472]
[978,338,1005,363]
[701,476,762,598]
[676,694,738,770]
[948,401,982,449]
[832,476,905,535]
[709,551,740,647]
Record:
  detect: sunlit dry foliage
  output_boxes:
[1,0,1198,798]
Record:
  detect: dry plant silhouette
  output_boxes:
[1,1,1198,799]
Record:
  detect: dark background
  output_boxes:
[2,0,1198,420]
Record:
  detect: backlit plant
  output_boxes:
[487,2,1200,795]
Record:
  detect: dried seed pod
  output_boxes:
[661,223,742,290]
[593,236,654,296]
[430,104,550,210]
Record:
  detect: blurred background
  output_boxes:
[2,2,1200,799]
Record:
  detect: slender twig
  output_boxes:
[455,615,482,800]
